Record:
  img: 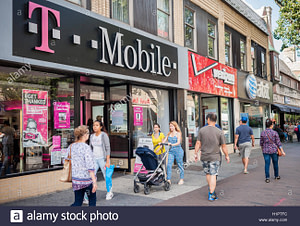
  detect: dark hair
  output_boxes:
[206,113,217,122]
[87,118,93,126]
[93,120,108,134]
[4,120,10,126]
[265,119,273,128]
[153,123,161,132]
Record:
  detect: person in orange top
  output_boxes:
[152,123,166,159]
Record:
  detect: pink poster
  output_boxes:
[54,102,70,129]
[52,136,61,149]
[134,107,143,126]
[22,89,48,147]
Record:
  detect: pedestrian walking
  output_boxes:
[162,121,184,185]
[234,117,255,174]
[68,125,97,206]
[152,123,166,159]
[295,122,300,142]
[273,124,285,143]
[260,119,286,183]
[0,121,15,176]
[287,122,294,143]
[194,113,230,201]
[84,120,113,204]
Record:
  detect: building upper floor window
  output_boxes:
[274,55,279,79]
[240,39,246,71]
[112,0,129,24]
[208,21,216,59]
[157,0,170,39]
[291,80,297,90]
[184,7,195,50]
[261,52,266,78]
[225,31,231,65]
[251,46,256,74]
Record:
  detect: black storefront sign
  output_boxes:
[13,0,178,84]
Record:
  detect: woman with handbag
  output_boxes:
[68,125,97,206]
[260,119,286,183]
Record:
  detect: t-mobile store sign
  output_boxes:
[13,0,178,84]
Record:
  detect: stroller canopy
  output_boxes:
[135,147,158,170]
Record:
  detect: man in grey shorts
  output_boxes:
[194,113,230,201]
[234,117,255,174]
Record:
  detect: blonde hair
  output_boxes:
[74,125,89,141]
[167,121,181,137]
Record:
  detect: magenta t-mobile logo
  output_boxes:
[28,1,60,53]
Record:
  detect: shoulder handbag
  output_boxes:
[60,144,73,182]
[265,131,283,157]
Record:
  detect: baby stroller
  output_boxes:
[133,143,170,195]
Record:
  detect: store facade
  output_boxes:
[187,51,237,153]
[237,71,273,139]
[272,84,300,127]
[0,0,188,203]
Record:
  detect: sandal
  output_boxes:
[265,178,270,183]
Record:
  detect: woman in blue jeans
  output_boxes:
[84,120,113,203]
[162,121,184,185]
[260,120,286,183]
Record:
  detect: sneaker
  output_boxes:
[212,191,218,200]
[82,198,89,205]
[275,176,281,180]
[208,192,215,201]
[178,179,184,185]
[265,178,270,183]
[106,191,114,200]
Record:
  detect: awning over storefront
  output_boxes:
[272,104,300,113]
[290,106,300,114]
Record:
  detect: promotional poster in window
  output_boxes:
[54,102,70,129]
[188,51,237,98]
[22,89,48,147]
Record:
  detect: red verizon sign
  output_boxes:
[188,51,237,98]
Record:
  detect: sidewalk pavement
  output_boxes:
[3,142,299,206]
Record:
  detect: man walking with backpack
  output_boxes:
[194,113,230,201]
[234,117,255,174]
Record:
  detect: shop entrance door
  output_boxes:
[80,82,130,171]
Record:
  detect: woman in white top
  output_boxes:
[84,120,113,202]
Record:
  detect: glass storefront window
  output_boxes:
[110,103,128,134]
[187,93,199,149]
[202,97,219,126]
[132,86,169,152]
[242,103,264,139]
[0,67,74,177]
[220,98,233,143]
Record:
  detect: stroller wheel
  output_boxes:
[164,181,171,191]
[134,184,140,193]
[144,184,150,195]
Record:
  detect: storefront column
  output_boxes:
[74,75,81,127]
[177,89,187,161]
[233,98,240,131]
